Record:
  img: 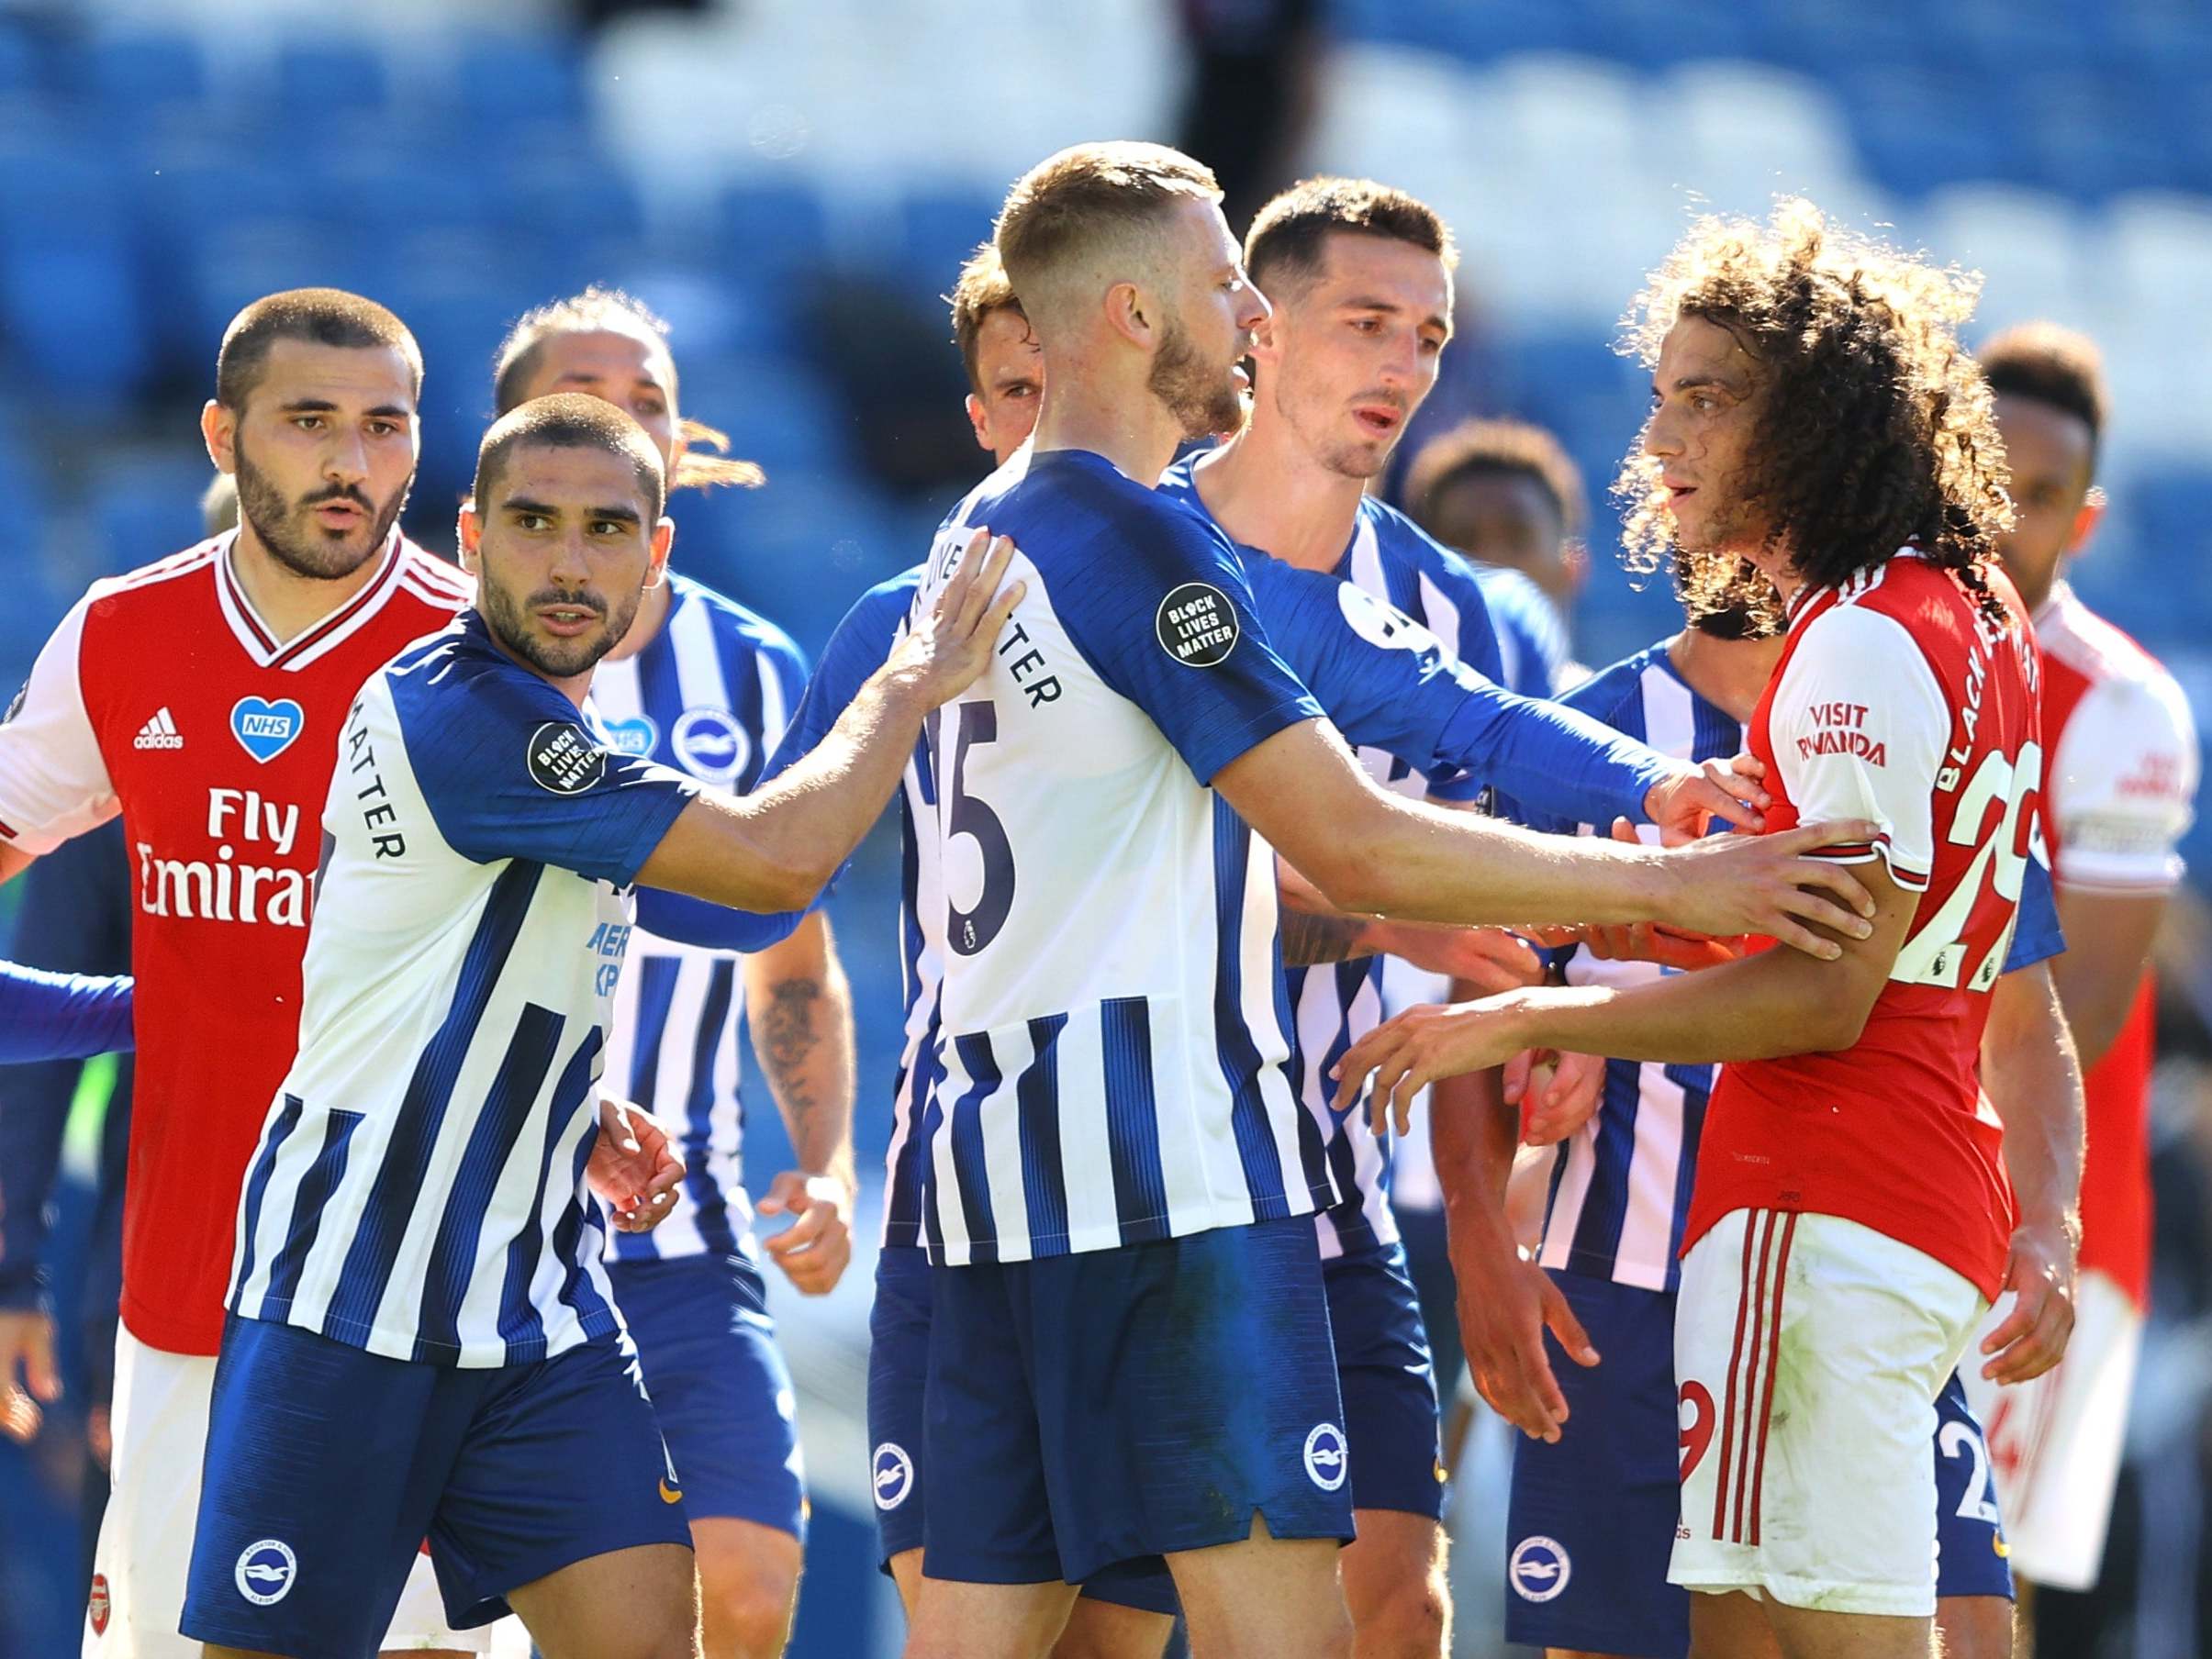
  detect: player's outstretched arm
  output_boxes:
[1335,854,1921,1134]
[1213,719,1878,952]
[1431,1063,1597,1443]
[1977,962,2084,1385]
[635,533,1022,912]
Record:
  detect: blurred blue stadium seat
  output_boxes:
[1838,70,2016,196]
[0,235,148,415]
[719,182,832,285]
[2128,467,2212,566]
[311,144,493,237]
[71,29,209,112]
[449,30,587,132]
[499,156,647,247]
[0,139,127,235]
[88,453,222,576]
[682,354,854,473]
[274,40,391,117]
[884,188,1000,289]
[180,218,398,368]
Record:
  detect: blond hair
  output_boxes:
[994,141,1221,325]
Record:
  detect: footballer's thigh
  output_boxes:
[1167,1514,1349,1659]
[502,1544,698,1659]
[1049,1596,1175,1659]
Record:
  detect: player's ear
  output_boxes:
[966,393,992,454]
[1105,279,1152,351]
[2069,485,2106,555]
[456,499,483,572]
[202,398,236,474]
[644,516,675,588]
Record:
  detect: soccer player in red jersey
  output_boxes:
[1333,202,2086,1659]
[0,290,482,1659]
[1958,325,2199,1606]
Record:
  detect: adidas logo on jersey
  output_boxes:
[133,707,184,750]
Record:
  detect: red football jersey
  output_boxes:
[2035,582,2198,1310]
[0,532,471,1353]
[1684,552,2045,1303]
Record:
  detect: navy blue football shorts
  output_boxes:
[182,1315,690,1658]
[920,1216,1354,1587]
[611,1250,807,1541]
[868,1243,1179,1614]
[1324,1239,1446,1520]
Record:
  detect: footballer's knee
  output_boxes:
[1340,1514,1449,1659]
[692,1518,801,1659]
[1348,1570,1449,1659]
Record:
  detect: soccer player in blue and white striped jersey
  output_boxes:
[490,291,855,1659]
[180,395,1022,1659]
[889,143,1888,1659]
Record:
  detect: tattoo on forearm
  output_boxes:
[1279,910,1378,967]
[758,977,826,1119]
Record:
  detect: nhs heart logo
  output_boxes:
[597,715,659,758]
[231,696,305,764]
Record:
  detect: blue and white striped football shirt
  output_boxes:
[228,613,697,1365]
[1531,640,2068,1291]
[1471,564,1570,698]
[587,573,809,1264]
[899,449,1330,1264]
[765,488,1675,1267]
[1528,644,1741,1291]
[1158,458,1507,1259]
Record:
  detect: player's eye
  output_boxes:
[635,398,665,416]
[292,415,324,431]
[365,420,400,438]
[588,519,627,537]
[515,512,550,531]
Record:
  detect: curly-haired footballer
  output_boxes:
[1334,200,2089,1659]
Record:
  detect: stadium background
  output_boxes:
[2,0,2209,1653]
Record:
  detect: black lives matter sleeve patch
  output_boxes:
[1156,583,1241,668]
[527,721,609,795]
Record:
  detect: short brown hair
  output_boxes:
[216,287,422,412]
[492,285,764,492]
[994,141,1221,323]
[948,242,1027,398]
[1980,322,2106,462]
[474,393,666,523]
[1243,177,1458,299]
[1403,418,1586,540]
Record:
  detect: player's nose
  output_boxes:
[324,426,371,484]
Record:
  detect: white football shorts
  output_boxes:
[1670,1208,1987,1619]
